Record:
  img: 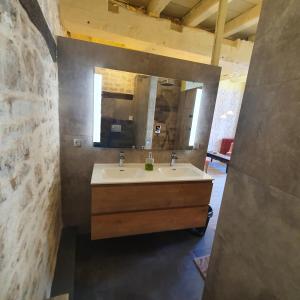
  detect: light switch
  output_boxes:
[73,139,81,147]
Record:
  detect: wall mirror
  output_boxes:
[93,67,203,150]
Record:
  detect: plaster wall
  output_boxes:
[208,79,245,152]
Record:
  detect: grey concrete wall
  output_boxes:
[203,1,300,299]
[57,37,221,232]
[133,75,157,149]
[175,89,197,149]
[102,97,134,120]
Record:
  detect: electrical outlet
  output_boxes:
[73,139,81,147]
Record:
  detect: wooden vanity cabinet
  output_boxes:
[91,181,212,240]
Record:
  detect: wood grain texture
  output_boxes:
[91,206,208,240]
[91,181,212,214]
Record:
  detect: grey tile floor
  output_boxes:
[74,162,227,300]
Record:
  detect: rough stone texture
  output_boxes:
[0,0,62,299]
[95,67,136,94]
[203,1,300,299]
[208,78,245,152]
[57,37,221,232]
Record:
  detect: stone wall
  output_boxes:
[203,1,300,299]
[0,0,61,299]
[208,78,245,152]
[95,67,136,94]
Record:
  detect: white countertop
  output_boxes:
[91,163,213,185]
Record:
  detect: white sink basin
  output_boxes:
[158,166,200,178]
[102,167,145,179]
[91,163,212,185]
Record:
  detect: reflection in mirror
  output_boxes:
[93,67,203,150]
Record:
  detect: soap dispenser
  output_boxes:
[145,152,154,171]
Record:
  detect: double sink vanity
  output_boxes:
[87,64,217,240]
[91,160,213,240]
[57,37,221,244]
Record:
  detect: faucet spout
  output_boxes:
[170,152,178,167]
[119,151,125,167]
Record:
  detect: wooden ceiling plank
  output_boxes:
[147,0,172,17]
[183,0,232,27]
[224,2,262,38]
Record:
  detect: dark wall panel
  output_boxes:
[58,37,221,232]
[203,1,300,299]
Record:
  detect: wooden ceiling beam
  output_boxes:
[147,0,171,17]
[183,0,232,27]
[211,0,228,66]
[224,3,262,38]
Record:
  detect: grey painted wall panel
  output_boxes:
[203,1,300,299]
[57,37,221,231]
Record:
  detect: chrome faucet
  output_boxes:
[170,152,178,167]
[119,151,125,167]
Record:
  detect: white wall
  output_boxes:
[208,79,246,152]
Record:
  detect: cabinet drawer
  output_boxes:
[91,206,208,240]
[91,181,212,214]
